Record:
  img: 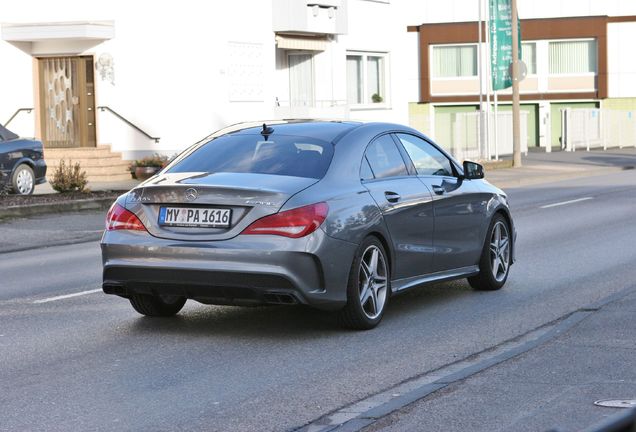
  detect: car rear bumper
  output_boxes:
[100,229,357,310]
[34,159,47,183]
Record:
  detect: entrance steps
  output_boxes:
[44,145,131,182]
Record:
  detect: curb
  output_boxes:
[0,236,102,255]
[0,197,115,220]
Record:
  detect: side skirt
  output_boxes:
[391,265,480,293]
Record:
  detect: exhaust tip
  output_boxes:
[264,292,298,305]
[103,282,126,296]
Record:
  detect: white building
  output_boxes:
[0,0,418,180]
[1,0,635,181]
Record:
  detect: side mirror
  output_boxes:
[462,161,484,180]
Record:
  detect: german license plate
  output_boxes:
[159,207,231,228]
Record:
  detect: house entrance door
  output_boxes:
[38,56,96,148]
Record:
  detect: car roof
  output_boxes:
[224,119,363,143]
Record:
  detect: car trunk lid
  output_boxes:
[126,172,318,241]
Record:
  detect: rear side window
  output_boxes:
[364,135,408,179]
[167,135,334,179]
[360,156,374,180]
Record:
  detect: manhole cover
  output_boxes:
[594,399,636,408]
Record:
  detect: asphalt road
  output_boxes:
[1,169,635,432]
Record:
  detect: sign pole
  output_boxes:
[478,0,485,160]
[484,0,492,160]
[511,0,522,167]
[494,90,499,160]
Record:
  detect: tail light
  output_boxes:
[105,203,146,231]
[242,202,328,238]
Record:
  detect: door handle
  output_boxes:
[432,185,445,195]
[384,191,401,203]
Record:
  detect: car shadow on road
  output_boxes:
[125,280,477,338]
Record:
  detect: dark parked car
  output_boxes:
[101,120,516,329]
[0,124,47,195]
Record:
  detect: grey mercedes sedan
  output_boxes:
[101,120,515,329]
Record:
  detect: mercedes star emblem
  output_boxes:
[185,188,198,201]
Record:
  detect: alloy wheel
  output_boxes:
[489,221,510,282]
[358,245,388,320]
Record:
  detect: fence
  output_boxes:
[441,111,528,162]
[563,108,636,151]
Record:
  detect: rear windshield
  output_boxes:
[167,134,334,179]
[0,124,19,141]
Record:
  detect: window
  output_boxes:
[347,52,387,105]
[0,124,18,141]
[364,135,408,179]
[521,42,536,75]
[360,156,374,180]
[347,56,363,104]
[432,45,477,78]
[549,40,597,74]
[289,53,315,107]
[167,135,333,179]
[396,134,454,177]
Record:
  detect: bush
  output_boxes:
[371,93,383,103]
[130,153,169,168]
[128,153,171,179]
[50,160,88,193]
[0,178,10,196]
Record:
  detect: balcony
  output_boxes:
[273,0,348,35]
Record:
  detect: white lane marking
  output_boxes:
[33,289,102,304]
[540,197,594,209]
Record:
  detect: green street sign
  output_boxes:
[489,0,521,90]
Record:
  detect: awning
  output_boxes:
[1,21,114,55]
[275,35,329,51]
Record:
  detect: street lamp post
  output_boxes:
[511,0,522,167]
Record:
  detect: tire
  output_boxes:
[11,164,35,195]
[338,237,390,330]
[129,294,186,317]
[468,214,512,291]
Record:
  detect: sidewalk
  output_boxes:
[33,179,140,195]
[0,210,105,254]
[364,287,636,432]
[484,147,636,189]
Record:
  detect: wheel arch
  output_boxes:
[10,159,36,177]
[493,207,515,264]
